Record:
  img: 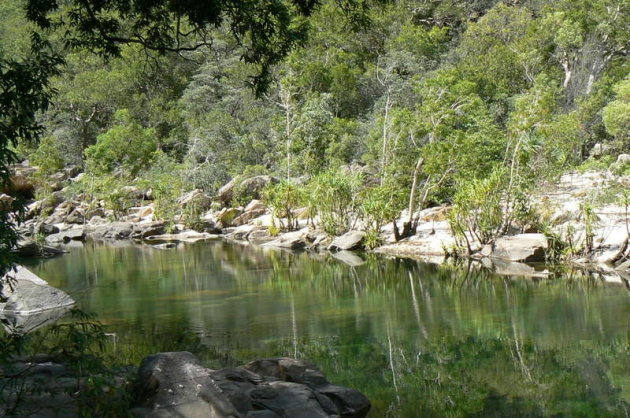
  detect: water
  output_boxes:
[24,240,630,416]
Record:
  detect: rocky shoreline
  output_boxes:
[7,161,630,285]
[1,351,370,417]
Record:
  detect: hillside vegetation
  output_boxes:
[3,0,630,250]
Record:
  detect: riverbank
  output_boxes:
[8,160,630,283]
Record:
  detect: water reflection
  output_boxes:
[24,241,630,416]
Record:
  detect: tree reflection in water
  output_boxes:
[23,241,630,416]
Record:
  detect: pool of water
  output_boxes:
[24,240,630,416]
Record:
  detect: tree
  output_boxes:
[0,0,378,278]
[603,77,630,141]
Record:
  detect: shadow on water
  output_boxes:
[21,240,630,416]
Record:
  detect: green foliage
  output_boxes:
[359,185,404,249]
[262,181,305,231]
[449,167,508,251]
[308,169,362,236]
[603,77,630,140]
[84,110,157,177]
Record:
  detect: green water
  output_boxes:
[24,240,630,416]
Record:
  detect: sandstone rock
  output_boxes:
[130,222,166,240]
[245,199,266,213]
[233,208,267,227]
[237,176,276,201]
[262,229,310,250]
[328,231,366,251]
[0,266,74,315]
[45,228,86,244]
[215,176,278,205]
[178,189,213,209]
[215,178,237,204]
[12,240,65,258]
[133,352,370,418]
[217,207,243,227]
[491,234,547,262]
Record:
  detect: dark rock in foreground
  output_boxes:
[133,352,370,417]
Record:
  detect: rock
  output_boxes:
[617,154,630,165]
[328,231,366,251]
[0,305,72,334]
[217,207,243,227]
[144,231,221,244]
[262,229,310,250]
[121,186,146,201]
[233,207,267,226]
[178,189,213,209]
[0,266,74,315]
[215,176,278,205]
[130,222,166,240]
[215,178,238,205]
[36,222,60,235]
[248,229,274,245]
[491,233,548,262]
[237,176,276,200]
[590,143,612,157]
[45,228,86,244]
[65,208,85,224]
[12,240,65,258]
[0,193,14,211]
[134,352,370,418]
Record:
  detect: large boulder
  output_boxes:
[328,231,366,252]
[262,229,310,250]
[237,176,276,200]
[491,233,548,262]
[232,200,267,226]
[11,240,65,258]
[45,228,87,244]
[133,352,370,418]
[217,207,243,227]
[215,176,278,205]
[178,189,213,210]
[0,266,74,315]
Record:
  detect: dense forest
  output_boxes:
[2,0,630,250]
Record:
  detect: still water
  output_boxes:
[24,240,630,416]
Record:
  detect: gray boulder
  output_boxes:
[12,240,65,258]
[328,231,366,252]
[262,230,309,250]
[491,233,548,262]
[45,228,86,244]
[0,266,74,315]
[133,352,370,418]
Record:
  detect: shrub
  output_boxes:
[359,185,404,249]
[262,181,305,231]
[308,169,362,235]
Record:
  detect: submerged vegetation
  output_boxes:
[13,241,630,416]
